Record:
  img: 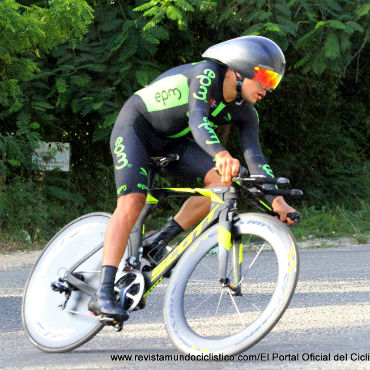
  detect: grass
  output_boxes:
[291,201,370,244]
[1,201,369,254]
[0,234,43,253]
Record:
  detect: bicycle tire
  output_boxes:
[22,212,112,353]
[163,212,299,355]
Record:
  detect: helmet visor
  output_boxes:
[253,67,282,91]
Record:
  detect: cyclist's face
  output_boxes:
[223,69,267,104]
[241,77,267,104]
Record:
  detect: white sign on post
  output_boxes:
[32,142,71,172]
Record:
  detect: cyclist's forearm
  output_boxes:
[189,110,225,157]
[238,118,277,203]
[244,154,278,204]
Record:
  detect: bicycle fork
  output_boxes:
[217,209,242,296]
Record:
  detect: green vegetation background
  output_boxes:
[0,0,369,249]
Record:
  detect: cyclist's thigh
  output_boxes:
[110,99,154,197]
[163,137,215,182]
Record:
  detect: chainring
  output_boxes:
[114,270,145,312]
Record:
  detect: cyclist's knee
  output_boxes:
[204,168,224,187]
[115,193,146,223]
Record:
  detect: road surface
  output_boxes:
[0,245,369,370]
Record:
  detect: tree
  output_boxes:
[0,0,369,240]
[0,0,94,107]
[0,0,93,177]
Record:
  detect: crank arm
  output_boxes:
[63,272,96,297]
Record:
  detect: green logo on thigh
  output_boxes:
[114,137,131,170]
[117,185,127,195]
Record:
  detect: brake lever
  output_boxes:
[270,210,301,227]
[213,166,250,180]
[287,211,302,225]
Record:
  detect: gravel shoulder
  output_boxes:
[1,237,368,272]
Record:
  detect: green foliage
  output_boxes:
[0,0,94,191]
[255,71,370,204]
[0,0,94,106]
[134,0,216,30]
[203,0,370,76]
[0,174,86,241]
[0,0,369,244]
[291,198,370,241]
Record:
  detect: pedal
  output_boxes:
[98,313,129,326]
[114,321,123,332]
[98,315,115,324]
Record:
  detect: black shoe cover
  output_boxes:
[88,265,127,321]
[143,217,183,264]
[88,288,127,320]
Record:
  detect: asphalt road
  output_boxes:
[0,245,369,370]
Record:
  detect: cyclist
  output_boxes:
[88,35,300,320]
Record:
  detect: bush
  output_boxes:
[0,174,87,242]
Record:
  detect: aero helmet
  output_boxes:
[202,36,285,93]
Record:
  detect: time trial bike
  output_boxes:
[22,154,302,355]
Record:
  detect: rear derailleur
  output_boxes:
[51,272,85,310]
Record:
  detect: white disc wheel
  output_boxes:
[22,213,112,352]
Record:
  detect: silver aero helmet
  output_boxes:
[202,35,286,91]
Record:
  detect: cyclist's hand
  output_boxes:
[271,196,300,226]
[215,150,240,185]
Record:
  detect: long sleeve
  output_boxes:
[236,106,277,203]
[187,64,226,157]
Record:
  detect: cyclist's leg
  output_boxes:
[164,138,225,229]
[89,99,154,318]
[142,140,223,259]
[106,99,154,265]
[88,193,146,319]
[173,168,225,229]
[102,194,146,267]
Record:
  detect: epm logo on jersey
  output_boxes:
[135,74,189,112]
[155,88,182,106]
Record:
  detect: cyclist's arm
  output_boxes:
[236,107,298,225]
[235,108,278,204]
[188,72,240,182]
[187,64,225,157]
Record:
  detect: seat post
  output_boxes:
[147,166,157,190]
[126,165,158,267]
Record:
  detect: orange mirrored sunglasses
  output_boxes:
[253,66,282,91]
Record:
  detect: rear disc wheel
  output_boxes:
[22,213,112,352]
